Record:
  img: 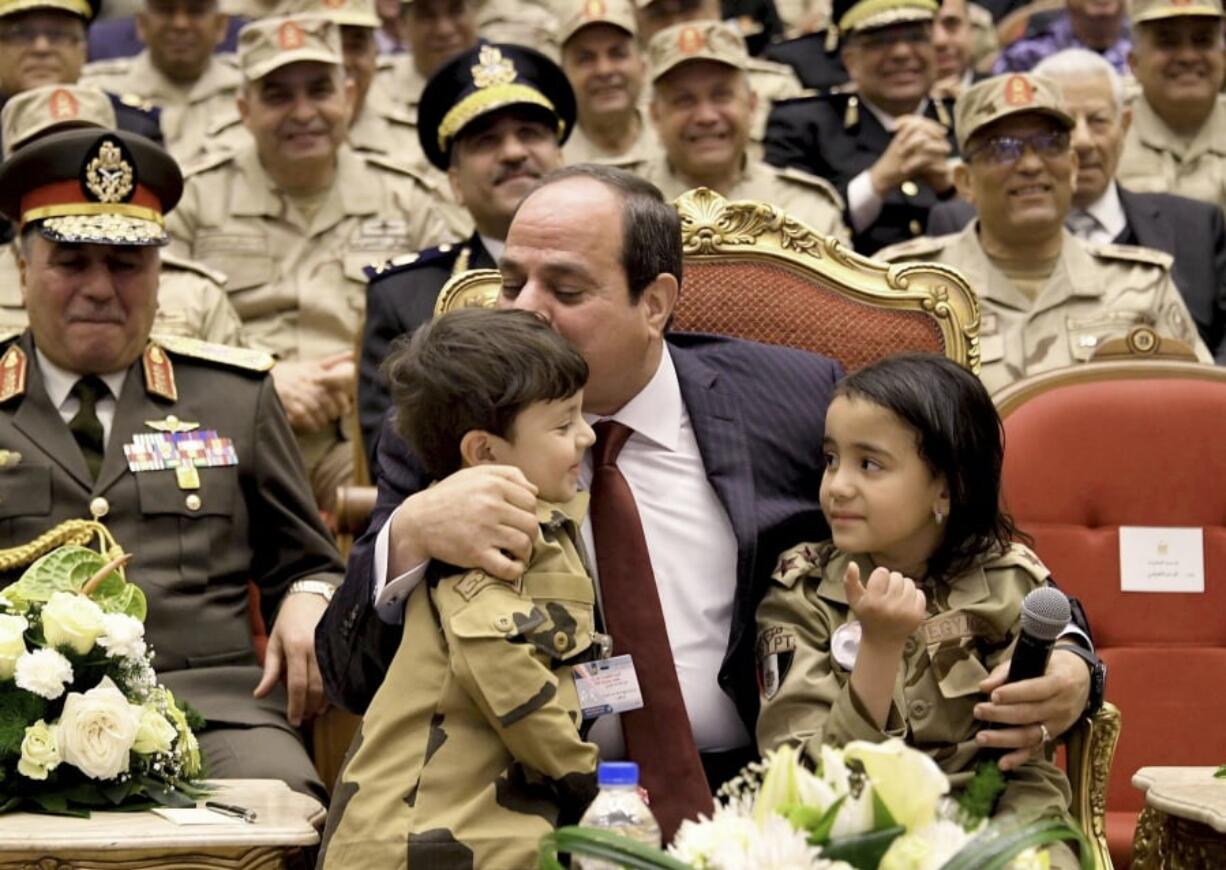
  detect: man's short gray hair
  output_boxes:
[1032,48,1125,113]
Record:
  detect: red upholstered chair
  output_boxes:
[997,358,1226,869]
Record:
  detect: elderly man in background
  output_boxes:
[1116,0,1226,213]
[559,0,660,165]
[641,20,849,239]
[879,72,1209,392]
[932,0,982,96]
[80,0,235,166]
[385,0,478,117]
[993,0,1130,74]
[167,16,454,511]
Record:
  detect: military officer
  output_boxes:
[166,15,455,511]
[0,127,344,800]
[764,0,959,254]
[358,43,574,461]
[79,0,238,168]
[0,84,246,347]
[559,0,660,166]
[642,21,850,241]
[635,0,808,152]
[1116,0,1226,214]
[383,0,479,127]
[876,72,1210,394]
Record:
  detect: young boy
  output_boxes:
[319,308,601,868]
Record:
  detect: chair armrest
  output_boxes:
[335,485,378,538]
[1066,701,1122,870]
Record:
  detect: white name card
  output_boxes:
[1119,526,1204,593]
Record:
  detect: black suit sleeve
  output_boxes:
[358,280,406,468]
[764,100,828,179]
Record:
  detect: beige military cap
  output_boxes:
[273,0,380,28]
[0,0,97,20]
[1,85,115,159]
[559,0,637,45]
[1130,0,1223,24]
[238,15,342,82]
[954,72,1074,151]
[648,20,747,82]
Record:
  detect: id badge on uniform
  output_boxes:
[573,655,644,720]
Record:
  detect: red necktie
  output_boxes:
[588,420,714,840]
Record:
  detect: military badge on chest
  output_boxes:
[124,420,238,491]
[756,625,797,700]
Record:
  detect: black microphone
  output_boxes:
[1005,586,1072,685]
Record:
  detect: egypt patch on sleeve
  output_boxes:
[756,626,796,700]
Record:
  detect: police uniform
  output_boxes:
[80,52,242,167]
[318,497,600,868]
[755,541,1078,869]
[0,128,343,801]
[878,223,1211,392]
[165,16,458,506]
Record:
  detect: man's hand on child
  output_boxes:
[843,562,927,648]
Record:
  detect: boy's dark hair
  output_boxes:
[833,353,1030,582]
[382,308,588,479]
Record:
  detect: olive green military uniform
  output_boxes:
[0,333,341,799]
[165,144,454,499]
[319,496,600,869]
[756,541,1077,868]
[1117,95,1226,215]
[877,222,1211,393]
[640,154,850,241]
[80,53,243,169]
[0,245,245,347]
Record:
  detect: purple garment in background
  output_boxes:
[993,15,1131,75]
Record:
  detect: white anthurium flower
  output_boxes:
[819,743,876,837]
[843,739,949,833]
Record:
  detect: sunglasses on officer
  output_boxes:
[963,130,1071,165]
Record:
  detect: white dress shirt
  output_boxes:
[847,97,932,232]
[1067,181,1127,245]
[374,348,751,756]
[36,349,127,446]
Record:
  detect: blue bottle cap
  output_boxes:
[597,761,640,786]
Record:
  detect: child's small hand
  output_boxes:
[843,562,927,648]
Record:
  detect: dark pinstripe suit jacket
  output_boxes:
[317,333,843,727]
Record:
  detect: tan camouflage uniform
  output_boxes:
[1117,94,1226,215]
[756,540,1077,868]
[318,495,601,869]
[876,222,1211,393]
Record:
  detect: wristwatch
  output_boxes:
[287,580,336,603]
[1055,643,1106,717]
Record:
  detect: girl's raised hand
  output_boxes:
[843,562,927,648]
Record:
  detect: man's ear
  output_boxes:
[952,160,973,204]
[447,163,467,207]
[134,11,149,43]
[15,242,28,306]
[1119,104,1133,136]
[459,429,503,466]
[639,271,679,337]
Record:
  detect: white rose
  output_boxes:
[132,705,177,755]
[0,614,29,680]
[14,648,74,699]
[57,677,141,780]
[42,592,104,656]
[17,719,60,780]
[97,613,146,659]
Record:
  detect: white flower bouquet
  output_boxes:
[0,522,205,816]
[540,740,1091,870]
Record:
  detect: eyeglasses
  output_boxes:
[853,22,932,51]
[0,24,84,45]
[964,130,1071,165]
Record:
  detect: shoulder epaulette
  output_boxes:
[746,56,799,78]
[775,165,846,209]
[1084,240,1174,270]
[181,149,237,178]
[981,543,1050,584]
[205,111,243,138]
[159,251,228,286]
[81,57,132,77]
[875,234,951,261]
[153,335,274,373]
[365,242,465,280]
[116,92,155,111]
[0,342,27,403]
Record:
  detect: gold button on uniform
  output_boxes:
[901,180,919,197]
[185,494,202,511]
[89,497,109,518]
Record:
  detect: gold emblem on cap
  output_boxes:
[677,25,704,53]
[49,88,79,122]
[324,0,345,7]
[472,45,517,89]
[278,19,306,50]
[584,0,606,16]
[1004,75,1035,108]
[84,140,134,204]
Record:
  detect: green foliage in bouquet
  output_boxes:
[0,522,206,817]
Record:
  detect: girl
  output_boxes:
[755,353,1076,864]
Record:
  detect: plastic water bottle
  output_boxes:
[576,762,662,868]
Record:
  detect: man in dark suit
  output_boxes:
[357,43,574,463]
[926,47,1226,360]
[764,0,960,254]
[318,165,1096,825]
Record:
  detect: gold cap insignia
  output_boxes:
[1004,75,1035,107]
[278,19,306,50]
[84,139,135,204]
[49,88,79,122]
[677,25,704,53]
[471,45,518,89]
[584,0,606,15]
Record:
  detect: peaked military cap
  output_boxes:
[1,84,115,159]
[273,0,380,28]
[833,0,937,34]
[955,72,1073,151]
[238,15,342,82]
[418,43,576,171]
[648,20,748,82]
[559,0,637,46]
[0,129,183,245]
[1130,0,1223,23]
[0,0,99,20]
